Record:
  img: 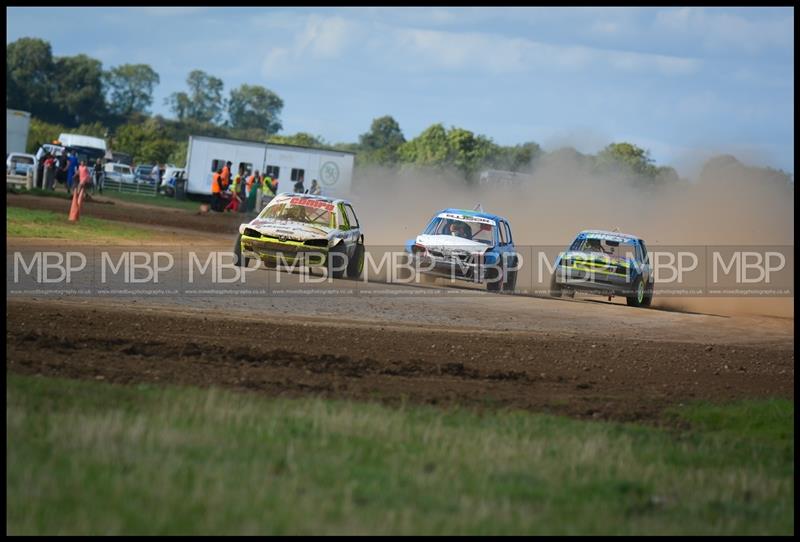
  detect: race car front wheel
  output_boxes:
[328,244,348,279]
[550,272,562,297]
[346,243,365,279]
[233,234,251,268]
[503,267,517,294]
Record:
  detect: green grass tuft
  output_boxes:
[6,374,794,535]
[6,206,153,241]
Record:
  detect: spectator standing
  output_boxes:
[225,173,242,212]
[309,179,321,195]
[66,151,78,194]
[56,151,68,187]
[293,177,305,194]
[246,170,260,212]
[78,160,91,187]
[94,158,104,194]
[151,163,161,188]
[221,161,232,189]
[43,154,56,191]
[211,168,224,212]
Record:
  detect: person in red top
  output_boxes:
[43,154,56,190]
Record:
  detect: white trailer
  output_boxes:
[6,109,31,156]
[184,134,356,198]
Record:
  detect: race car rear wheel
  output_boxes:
[642,278,654,307]
[233,234,251,268]
[346,243,365,279]
[627,276,646,307]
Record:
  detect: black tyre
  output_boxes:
[503,265,517,294]
[550,272,562,297]
[626,276,646,307]
[419,272,437,285]
[328,244,347,279]
[346,243,365,279]
[641,278,654,307]
[233,234,251,268]
[487,264,503,292]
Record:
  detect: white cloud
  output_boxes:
[251,11,701,80]
[654,8,793,54]
[386,26,700,77]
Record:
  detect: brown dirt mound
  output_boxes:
[6,300,793,423]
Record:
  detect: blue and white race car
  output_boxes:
[551,229,654,307]
[405,207,519,292]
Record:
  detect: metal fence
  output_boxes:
[100,178,158,196]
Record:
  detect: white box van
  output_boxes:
[184,135,355,198]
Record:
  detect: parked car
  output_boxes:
[551,229,654,307]
[160,167,187,196]
[6,152,36,176]
[405,206,519,292]
[104,162,136,184]
[134,164,155,184]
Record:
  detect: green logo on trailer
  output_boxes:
[320,161,340,187]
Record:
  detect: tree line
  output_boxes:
[7,37,792,187]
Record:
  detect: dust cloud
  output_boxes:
[349,151,794,318]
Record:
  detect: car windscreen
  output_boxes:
[259,197,335,228]
[70,146,105,163]
[11,156,34,165]
[571,237,637,261]
[425,216,496,245]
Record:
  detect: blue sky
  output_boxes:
[6,7,794,176]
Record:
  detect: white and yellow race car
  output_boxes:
[233,193,365,279]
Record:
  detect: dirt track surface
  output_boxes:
[6,299,793,423]
[6,196,795,422]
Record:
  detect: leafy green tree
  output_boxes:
[268,132,328,148]
[113,119,175,164]
[491,142,543,172]
[26,118,67,154]
[399,123,450,166]
[399,123,498,178]
[165,92,192,121]
[52,54,107,125]
[595,142,657,178]
[358,115,406,165]
[228,84,283,134]
[103,64,160,116]
[167,70,225,124]
[6,38,56,119]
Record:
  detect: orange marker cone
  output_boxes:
[68,183,85,222]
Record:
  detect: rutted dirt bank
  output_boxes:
[7,300,793,423]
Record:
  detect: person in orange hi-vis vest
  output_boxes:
[211,169,224,212]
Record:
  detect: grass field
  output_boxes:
[6,206,153,241]
[6,374,794,535]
